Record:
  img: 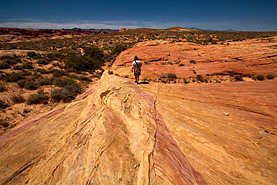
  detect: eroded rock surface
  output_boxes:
[1,70,276,184]
[112,37,277,79]
[0,72,207,184]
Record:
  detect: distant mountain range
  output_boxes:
[0,27,118,40]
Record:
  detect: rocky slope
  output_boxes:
[112,37,277,80]
[1,70,276,184]
[0,72,206,185]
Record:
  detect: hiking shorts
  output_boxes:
[134,72,141,76]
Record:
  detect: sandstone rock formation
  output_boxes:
[112,37,277,80]
[1,36,277,184]
[1,70,276,184]
[0,72,206,184]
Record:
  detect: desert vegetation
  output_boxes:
[0,27,277,132]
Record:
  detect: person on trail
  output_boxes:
[132,56,142,83]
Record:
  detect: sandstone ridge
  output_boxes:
[0,71,207,185]
[1,70,276,184]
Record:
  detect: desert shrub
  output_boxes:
[51,84,81,102]
[47,52,63,61]
[13,64,24,70]
[27,51,37,58]
[84,46,104,60]
[111,44,127,55]
[212,40,218,44]
[27,91,49,105]
[11,95,25,104]
[167,73,177,81]
[0,99,9,109]
[257,75,265,81]
[53,78,77,87]
[266,74,275,80]
[20,71,32,76]
[37,77,52,86]
[234,75,243,81]
[34,68,48,74]
[52,69,68,77]
[0,55,21,66]
[6,72,22,82]
[108,70,113,75]
[77,75,92,82]
[23,62,34,69]
[24,80,37,90]
[17,79,27,88]
[30,72,41,81]
[65,46,104,71]
[65,55,103,71]
[0,60,11,69]
[190,60,196,64]
[196,74,205,82]
[178,63,185,67]
[37,59,49,65]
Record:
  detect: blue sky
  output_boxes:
[0,0,276,31]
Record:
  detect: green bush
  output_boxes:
[65,55,103,71]
[11,95,25,104]
[83,46,104,61]
[266,74,275,80]
[27,91,49,105]
[196,74,205,82]
[47,52,63,61]
[13,65,24,70]
[0,55,21,66]
[111,44,127,55]
[30,72,41,81]
[37,59,49,65]
[234,75,243,81]
[167,73,177,81]
[65,46,104,71]
[0,99,9,109]
[0,60,11,69]
[51,84,81,102]
[37,77,52,86]
[257,75,265,81]
[24,80,37,90]
[34,68,48,74]
[53,78,77,87]
[17,79,27,88]
[23,62,34,69]
[6,72,22,82]
[27,51,37,58]
[52,69,68,77]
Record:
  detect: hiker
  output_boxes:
[132,56,142,83]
